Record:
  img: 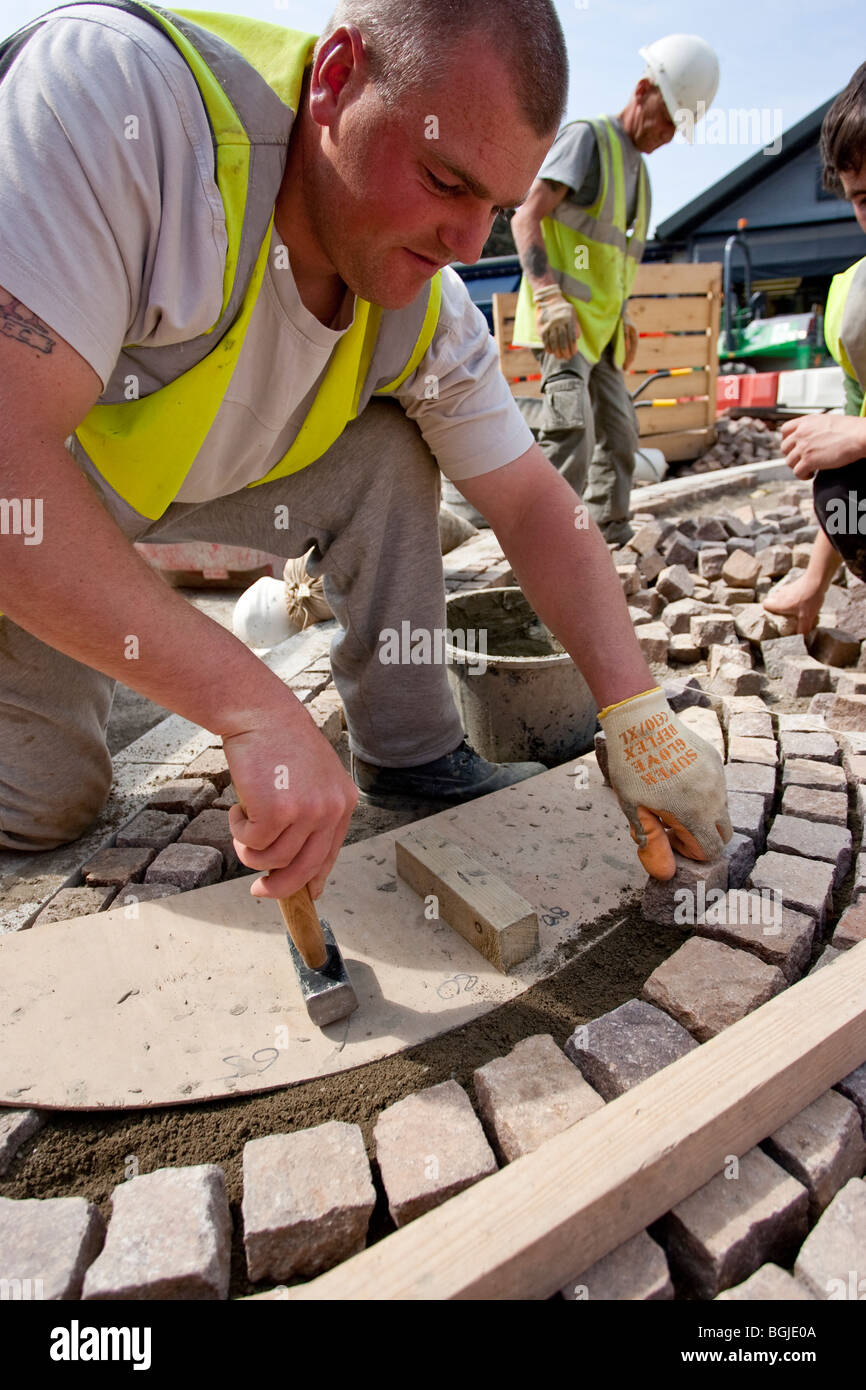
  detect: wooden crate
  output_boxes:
[492,261,722,462]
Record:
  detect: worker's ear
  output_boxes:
[308,24,370,128]
[634,76,654,106]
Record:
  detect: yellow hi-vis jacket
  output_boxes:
[512,116,648,368]
[824,256,866,417]
[1,1,441,520]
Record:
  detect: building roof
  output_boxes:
[657,97,838,241]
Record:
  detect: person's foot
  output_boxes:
[351,738,546,809]
[762,573,826,635]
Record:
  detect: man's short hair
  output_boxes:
[325,0,568,136]
[821,62,866,195]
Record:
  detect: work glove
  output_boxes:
[534,283,579,360]
[598,686,732,881]
[622,317,638,371]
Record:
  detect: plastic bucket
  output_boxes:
[444,588,597,766]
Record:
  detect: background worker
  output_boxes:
[511,34,720,545]
[0,1,731,900]
[764,63,866,626]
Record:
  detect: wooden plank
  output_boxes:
[395,827,539,973]
[630,335,711,371]
[626,297,711,333]
[637,400,710,438]
[644,427,713,461]
[632,262,722,296]
[706,261,723,434]
[626,369,710,401]
[256,942,866,1301]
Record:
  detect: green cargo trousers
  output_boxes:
[518,341,638,539]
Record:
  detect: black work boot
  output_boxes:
[351,738,546,809]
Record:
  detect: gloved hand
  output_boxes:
[598,686,732,880]
[534,283,579,360]
[623,318,638,371]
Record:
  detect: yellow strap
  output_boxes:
[598,686,662,721]
[375,274,443,394]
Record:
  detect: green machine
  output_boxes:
[719,220,829,373]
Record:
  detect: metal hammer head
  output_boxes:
[285,920,358,1026]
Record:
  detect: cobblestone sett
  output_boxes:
[0,1110,45,1177]
[760,634,810,680]
[678,705,725,761]
[711,665,763,697]
[691,613,737,648]
[794,1178,866,1299]
[694,892,814,983]
[82,1165,231,1300]
[728,711,774,740]
[81,846,156,888]
[724,832,756,888]
[642,853,729,927]
[472,1034,604,1162]
[765,816,851,889]
[726,790,768,849]
[809,628,861,667]
[661,1147,809,1300]
[561,1231,674,1301]
[642,937,786,1042]
[724,761,776,809]
[748,851,834,926]
[145,843,223,891]
[762,1091,866,1220]
[780,785,848,827]
[373,1080,497,1227]
[832,901,866,950]
[116,808,188,850]
[180,809,240,877]
[147,777,217,817]
[836,1064,866,1137]
[780,758,846,792]
[727,736,777,767]
[33,884,117,925]
[780,658,832,699]
[182,746,231,791]
[0,1195,105,1300]
[564,999,698,1099]
[242,1123,376,1282]
[722,549,761,588]
[778,731,840,764]
[114,883,182,909]
[635,623,669,663]
[656,564,694,603]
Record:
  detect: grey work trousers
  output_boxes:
[0,400,465,852]
[519,342,638,532]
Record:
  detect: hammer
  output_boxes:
[278,885,358,1027]
[237,800,358,1026]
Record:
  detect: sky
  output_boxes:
[4,0,861,234]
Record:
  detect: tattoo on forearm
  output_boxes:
[525,242,549,279]
[0,293,55,355]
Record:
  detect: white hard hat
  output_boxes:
[232,577,299,649]
[639,34,720,143]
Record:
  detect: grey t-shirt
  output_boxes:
[0,4,532,506]
[538,116,650,229]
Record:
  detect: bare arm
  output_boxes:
[511,179,569,293]
[0,288,356,897]
[456,445,653,708]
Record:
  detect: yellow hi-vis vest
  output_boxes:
[512,116,649,367]
[1,1,442,520]
[824,256,866,417]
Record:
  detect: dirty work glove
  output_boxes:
[598,686,733,881]
[534,284,579,360]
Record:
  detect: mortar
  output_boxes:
[444,588,597,766]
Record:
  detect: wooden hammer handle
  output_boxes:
[278,886,328,970]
